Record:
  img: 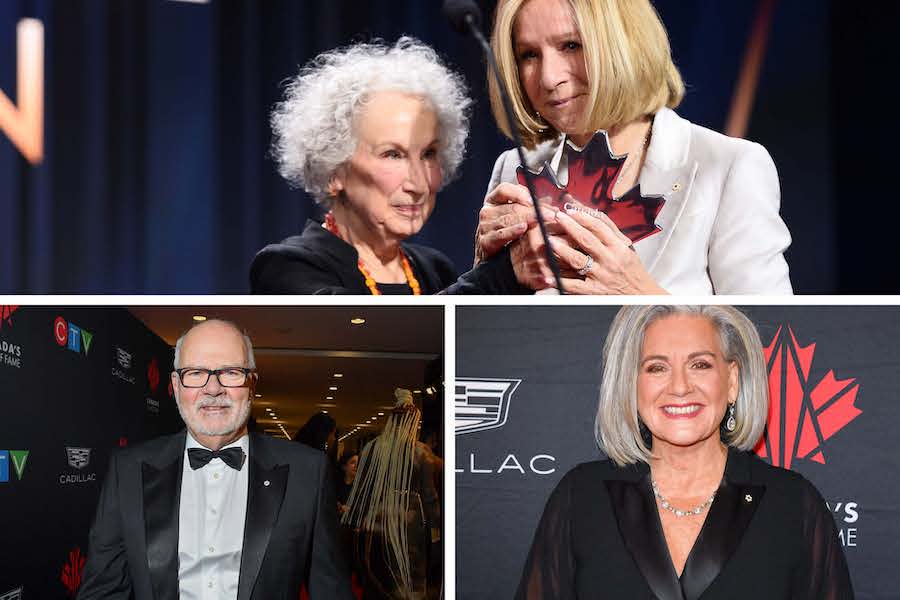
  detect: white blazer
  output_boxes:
[486,107,793,295]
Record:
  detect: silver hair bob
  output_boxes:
[173,319,256,371]
[596,305,769,466]
[270,37,473,206]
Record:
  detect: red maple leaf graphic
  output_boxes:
[516,132,664,242]
[148,357,160,392]
[0,305,18,329]
[754,325,862,468]
[60,547,86,597]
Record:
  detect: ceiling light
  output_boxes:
[333,373,343,378]
[350,317,365,325]
[378,412,384,416]
[254,394,262,398]
[329,386,338,391]
[322,410,328,413]
[414,390,422,394]
[192,315,207,322]
[325,396,334,400]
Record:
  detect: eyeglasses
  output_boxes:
[175,367,256,388]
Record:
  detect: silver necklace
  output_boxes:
[613,128,651,196]
[651,479,717,518]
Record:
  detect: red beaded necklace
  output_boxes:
[323,211,422,295]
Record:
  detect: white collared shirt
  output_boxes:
[178,433,249,600]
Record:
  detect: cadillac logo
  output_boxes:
[0,587,23,600]
[66,447,91,470]
[455,378,520,435]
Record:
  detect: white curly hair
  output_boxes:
[271,37,473,206]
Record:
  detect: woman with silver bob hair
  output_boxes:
[516,305,852,599]
[250,37,527,294]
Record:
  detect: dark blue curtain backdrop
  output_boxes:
[1,1,895,292]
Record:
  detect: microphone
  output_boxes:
[443,0,565,293]
[442,0,481,34]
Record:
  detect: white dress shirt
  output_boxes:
[178,433,250,600]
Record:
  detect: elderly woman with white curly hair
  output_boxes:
[250,37,527,295]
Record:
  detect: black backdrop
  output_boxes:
[456,305,900,600]
[0,306,179,599]
[2,1,899,293]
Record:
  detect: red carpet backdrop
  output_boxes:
[455,306,898,600]
[0,306,180,599]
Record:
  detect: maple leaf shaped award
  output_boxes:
[516,131,665,243]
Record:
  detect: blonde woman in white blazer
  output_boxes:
[476,0,792,295]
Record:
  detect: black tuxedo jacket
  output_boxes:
[77,431,353,600]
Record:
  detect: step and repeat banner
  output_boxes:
[456,306,899,600]
[0,306,180,599]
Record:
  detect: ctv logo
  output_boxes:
[54,316,93,355]
[0,19,43,164]
[0,450,29,482]
[755,325,862,469]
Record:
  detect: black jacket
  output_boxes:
[77,431,353,600]
[250,219,527,295]
[516,449,853,600]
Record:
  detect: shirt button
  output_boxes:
[213,473,220,480]
[210,507,217,514]
[208,581,213,588]
[209,545,215,553]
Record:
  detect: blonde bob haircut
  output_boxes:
[489,0,685,148]
[596,305,769,467]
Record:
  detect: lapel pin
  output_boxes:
[744,494,753,503]
[672,182,682,192]
[264,480,270,487]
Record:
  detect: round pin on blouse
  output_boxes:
[264,480,270,487]
[745,494,753,503]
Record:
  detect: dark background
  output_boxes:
[0,306,180,599]
[455,305,900,600]
[1,0,898,293]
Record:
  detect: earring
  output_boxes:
[726,403,736,432]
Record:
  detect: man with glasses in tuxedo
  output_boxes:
[78,319,352,600]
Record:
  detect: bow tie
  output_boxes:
[187,447,245,471]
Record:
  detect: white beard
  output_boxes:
[176,394,251,437]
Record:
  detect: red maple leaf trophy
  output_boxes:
[516,131,665,243]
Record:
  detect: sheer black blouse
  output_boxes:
[515,450,853,600]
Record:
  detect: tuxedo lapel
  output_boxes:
[237,434,289,600]
[634,108,699,274]
[606,476,685,600]
[681,451,765,600]
[141,432,185,600]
